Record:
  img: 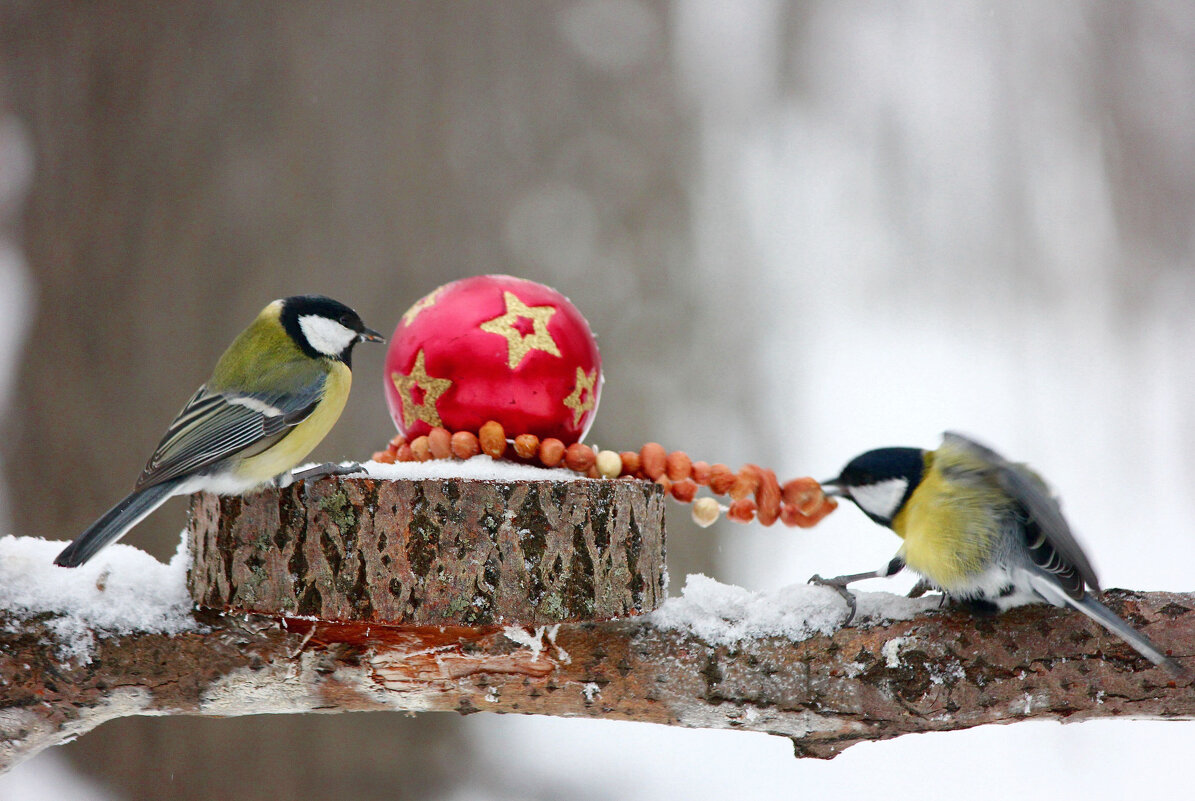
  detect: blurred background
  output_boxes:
[2,2,1194,799]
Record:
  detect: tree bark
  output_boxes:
[2,588,1191,771]
[188,476,667,626]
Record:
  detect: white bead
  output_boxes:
[691,497,721,528]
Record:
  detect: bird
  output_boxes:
[814,431,1184,675]
[54,295,385,568]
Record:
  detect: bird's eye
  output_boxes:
[339,314,353,326]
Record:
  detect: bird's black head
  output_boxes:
[280,295,385,365]
[823,446,925,527]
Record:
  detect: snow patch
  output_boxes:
[1019,692,1049,716]
[881,636,910,668]
[503,624,571,664]
[929,660,966,685]
[503,625,547,659]
[650,574,938,646]
[0,534,198,663]
[345,456,586,483]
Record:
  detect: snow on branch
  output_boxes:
[1,534,1192,772]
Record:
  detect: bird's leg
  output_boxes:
[289,462,366,484]
[809,556,906,626]
[807,574,862,624]
[907,578,934,598]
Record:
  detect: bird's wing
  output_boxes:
[135,378,325,490]
[942,431,1101,596]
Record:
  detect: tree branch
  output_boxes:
[3,587,1192,771]
[6,477,1190,770]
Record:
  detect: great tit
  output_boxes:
[816,432,1183,675]
[54,295,384,568]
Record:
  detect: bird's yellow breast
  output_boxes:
[890,459,1008,590]
[233,361,352,484]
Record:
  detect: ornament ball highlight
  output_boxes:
[385,275,602,444]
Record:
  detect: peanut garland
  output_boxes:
[370,422,837,530]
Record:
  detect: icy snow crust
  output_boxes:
[0,535,197,663]
[651,574,940,646]
[349,457,585,482]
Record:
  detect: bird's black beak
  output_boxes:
[359,326,386,344]
[820,477,847,498]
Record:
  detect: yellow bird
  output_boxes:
[55,295,384,567]
[817,432,1183,675]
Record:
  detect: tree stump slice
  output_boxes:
[187,476,666,626]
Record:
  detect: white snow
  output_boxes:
[503,626,549,660]
[0,534,197,663]
[344,456,586,483]
[881,636,910,668]
[503,624,571,664]
[650,573,938,646]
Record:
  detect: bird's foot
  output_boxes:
[809,574,858,626]
[907,579,933,599]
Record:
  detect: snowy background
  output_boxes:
[3,2,1195,799]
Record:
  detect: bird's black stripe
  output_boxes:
[1023,518,1084,599]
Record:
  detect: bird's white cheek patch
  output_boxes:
[299,315,357,357]
[850,478,908,520]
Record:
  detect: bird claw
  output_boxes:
[907,579,933,599]
[809,574,858,626]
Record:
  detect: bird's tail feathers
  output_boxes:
[53,479,183,568]
[1026,571,1185,677]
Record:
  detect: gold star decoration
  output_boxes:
[479,291,561,369]
[401,287,443,327]
[562,366,598,426]
[390,349,453,428]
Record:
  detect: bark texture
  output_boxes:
[2,589,1192,771]
[188,477,667,626]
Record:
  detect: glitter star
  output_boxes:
[562,366,597,426]
[401,287,443,327]
[478,291,561,369]
[390,349,452,428]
